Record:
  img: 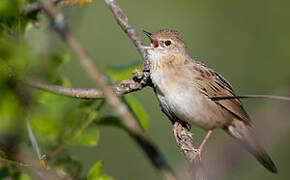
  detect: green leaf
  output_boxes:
[124,94,149,130]
[54,156,82,178]
[0,91,22,135]
[18,173,30,180]
[67,127,99,147]
[106,60,142,82]
[0,39,30,80]
[87,161,113,180]
[95,115,121,127]
[31,91,75,143]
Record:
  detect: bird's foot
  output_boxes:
[192,148,202,161]
[180,146,202,161]
[174,126,213,162]
[132,69,144,80]
[132,69,151,86]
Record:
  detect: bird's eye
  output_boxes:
[164,40,171,46]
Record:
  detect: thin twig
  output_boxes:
[36,0,176,179]
[26,119,50,170]
[211,94,290,101]
[26,120,42,161]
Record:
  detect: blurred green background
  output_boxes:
[1,0,290,179]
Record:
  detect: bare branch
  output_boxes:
[105,0,149,71]
[22,0,63,16]
[24,76,145,99]
[211,94,290,101]
[26,120,42,161]
[0,157,31,168]
[35,0,176,179]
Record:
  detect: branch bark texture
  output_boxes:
[105,0,149,71]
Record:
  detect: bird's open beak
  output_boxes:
[142,30,159,48]
[142,30,153,39]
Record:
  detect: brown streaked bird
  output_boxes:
[142,29,277,173]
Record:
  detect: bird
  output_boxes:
[142,29,277,173]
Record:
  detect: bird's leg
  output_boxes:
[193,130,212,160]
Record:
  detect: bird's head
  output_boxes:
[143,29,187,59]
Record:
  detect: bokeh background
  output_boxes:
[1,0,290,179]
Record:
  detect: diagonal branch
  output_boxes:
[26,120,42,161]
[35,0,176,179]
[105,0,147,67]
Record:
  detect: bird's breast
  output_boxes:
[151,69,227,130]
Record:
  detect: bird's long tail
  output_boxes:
[224,119,277,173]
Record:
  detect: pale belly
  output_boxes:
[152,72,229,130]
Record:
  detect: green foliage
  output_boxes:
[87,161,113,180]
[0,165,29,180]
[95,115,121,127]
[66,126,99,146]
[0,0,28,36]
[0,90,22,135]
[30,91,73,143]
[0,39,30,80]
[54,156,83,178]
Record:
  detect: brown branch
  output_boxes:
[35,0,175,179]
[22,0,63,16]
[0,157,31,168]
[24,75,146,99]
[105,0,150,72]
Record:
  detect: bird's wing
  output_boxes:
[191,61,251,124]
